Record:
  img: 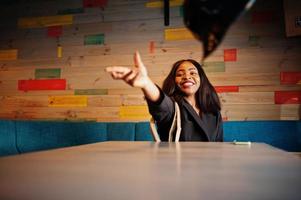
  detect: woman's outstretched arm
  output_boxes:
[105,51,160,102]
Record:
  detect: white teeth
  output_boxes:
[182,82,194,87]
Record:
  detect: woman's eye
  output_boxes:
[191,72,198,75]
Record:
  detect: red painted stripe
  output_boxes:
[280,72,301,85]
[274,91,301,104]
[252,11,276,24]
[47,26,62,38]
[149,41,155,54]
[224,49,237,62]
[18,79,66,91]
[214,86,239,93]
[83,0,107,8]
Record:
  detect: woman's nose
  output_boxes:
[182,73,191,79]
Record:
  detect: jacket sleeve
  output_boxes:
[215,112,224,142]
[145,87,175,124]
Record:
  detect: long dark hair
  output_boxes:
[162,59,221,114]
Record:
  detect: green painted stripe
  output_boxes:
[57,8,84,15]
[248,35,260,47]
[179,6,184,17]
[84,34,105,45]
[74,89,108,95]
[203,62,225,72]
[35,68,61,79]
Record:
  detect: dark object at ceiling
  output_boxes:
[183,0,255,59]
[164,0,169,26]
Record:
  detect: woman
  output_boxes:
[106,52,223,142]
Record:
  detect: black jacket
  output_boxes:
[146,90,223,142]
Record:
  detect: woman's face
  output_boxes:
[175,61,201,97]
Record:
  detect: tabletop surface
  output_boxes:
[0,141,300,200]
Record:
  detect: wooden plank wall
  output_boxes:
[0,0,300,122]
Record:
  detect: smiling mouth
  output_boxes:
[181,81,195,88]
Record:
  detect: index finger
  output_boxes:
[134,51,143,67]
[105,66,131,73]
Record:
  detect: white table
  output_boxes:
[0,142,300,200]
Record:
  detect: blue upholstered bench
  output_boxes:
[0,120,300,157]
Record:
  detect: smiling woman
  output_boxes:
[106,52,223,142]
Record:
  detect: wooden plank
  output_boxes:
[119,105,151,120]
[221,104,300,120]
[84,33,105,45]
[121,95,147,106]
[108,88,141,95]
[18,79,66,91]
[0,103,298,121]
[48,95,88,107]
[239,85,301,92]
[275,104,300,120]
[0,89,74,96]
[74,89,108,95]
[69,54,133,67]
[18,15,73,29]
[57,8,84,15]
[165,28,195,41]
[88,95,121,107]
[248,35,260,47]
[218,92,274,104]
[275,91,301,104]
[0,57,70,68]
[206,72,279,86]
[35,68,61,79]
[65,71,280,90]
[283,0,301,37]
[65,20,112,35]
[280,72,301,85]
[0,95,48,107]
[103,7,180,22]
[0,106,120,121]
[0,49,18,61]
[0,66,53,81]
[73,12,104,24]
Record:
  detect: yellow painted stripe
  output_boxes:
[0,49,18,61]
[146,0,184,8]
[57,46,62,58]
[119,106,151,120]
[48,95,87,107]
[18,15,73,28]
[165,27,195,40]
